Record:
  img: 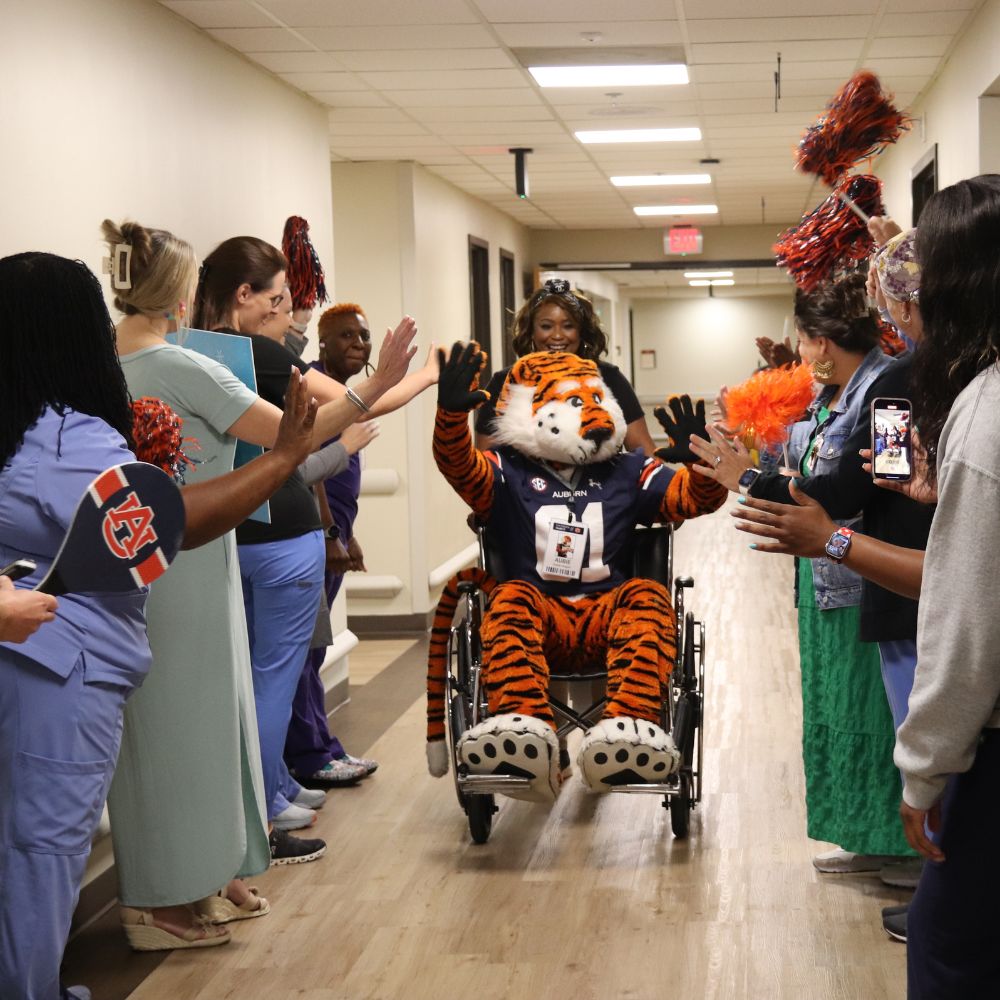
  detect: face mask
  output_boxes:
[284,330,308,357]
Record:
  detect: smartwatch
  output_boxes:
[737,468,761,496]
[825,526,854,562]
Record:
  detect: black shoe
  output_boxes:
[882,903,908,942]
[268,828,326,867]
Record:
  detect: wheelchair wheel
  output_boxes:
[682,611,697,687]
[467,793,496,845]
[670,771,692,839]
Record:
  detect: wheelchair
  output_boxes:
[443,522,706,844]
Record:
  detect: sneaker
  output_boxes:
[61,988,92,1000]
[879,857,924,889]
[268,828,326,866]
[272,802,316,831]
[882,903,908,942]
[335,752,378,776]
[812,849,905,874]
[307,758,367,785]
[292,786,327,811]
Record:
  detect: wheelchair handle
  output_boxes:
[675,575,694,589]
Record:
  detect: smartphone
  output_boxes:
[871,398,912,481]
[1,558,37,582]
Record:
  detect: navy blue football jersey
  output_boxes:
[484,447,674,596]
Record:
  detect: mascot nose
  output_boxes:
[583,426,613,446]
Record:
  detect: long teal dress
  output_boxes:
[795,406,912,856]
[109,343,271,906]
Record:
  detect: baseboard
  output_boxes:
[347,609,434,636]
[324,675,350,716]
[71,864,119,936]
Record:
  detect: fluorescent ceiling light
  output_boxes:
[529,64,688,88]
[575,128,701,144]
[634,204,718,216]
[689,279,735,287]
[683,270,733,278]
[612,173,711,187]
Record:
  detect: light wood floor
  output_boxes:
[107,499,910,999]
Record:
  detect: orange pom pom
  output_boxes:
[724,364,817,449]
[131,397,198,482]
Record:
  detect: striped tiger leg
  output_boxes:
[481,581,564,730]
[583,579,676,726]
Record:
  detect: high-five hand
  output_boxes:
[437,342,490,412]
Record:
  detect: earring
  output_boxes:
[811,359,835,382]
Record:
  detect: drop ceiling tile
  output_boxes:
[301,25,496,49]
[329,123,432,137]
[205,26,309,51]
[493,21,683,47]
[867,36,950,59]
[334,48,518,72]
[328,107,411,123]
[688,0,876,15]
[476,0,673,22]
[879,9,974,33]
[258,0,479,25]
[384,88,544,107]
[248,51,345,72]
[162,1,275,28]
[410,106,558,122]
[279,72,368,90]
[687,15,873,43]
[864,56,946,79]
[314,91,390,107]
[332,134,453,148]
[692,39,865,63]
[356,69,527,90]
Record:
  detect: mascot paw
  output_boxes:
[577,717,680,793]
[457,714,559,803]
[427,740,449,778]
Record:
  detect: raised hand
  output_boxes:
[653,394,707,463]
[275,367,319,469]
[340,419,379,456]
[437,341,490,412]
[372,315,419,389]
[755,335,797,369]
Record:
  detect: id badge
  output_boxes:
[542,520,588,580]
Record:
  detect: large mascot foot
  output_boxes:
[577,717,680,793]
[457,714,560,803]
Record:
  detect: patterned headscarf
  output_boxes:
[875,229,920,303]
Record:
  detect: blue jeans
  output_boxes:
[239,531,325,820]
[877,638,917,732]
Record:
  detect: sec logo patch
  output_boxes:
[530,477,548,492]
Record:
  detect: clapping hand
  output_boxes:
[653,395,707,464]
[437,341,490,412]
[755,335,797,369]
[730,479,836,558]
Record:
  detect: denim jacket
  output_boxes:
[787,347,896,610]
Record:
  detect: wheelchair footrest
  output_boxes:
[610,780,683,796]
[457,773,531,795]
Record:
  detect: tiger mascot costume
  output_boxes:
[426,342,725,803]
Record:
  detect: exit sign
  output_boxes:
[665,227,703,255]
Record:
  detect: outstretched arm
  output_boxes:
[433,342,495,521]
[656,462,728,524]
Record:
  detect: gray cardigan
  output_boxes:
[895,364,1000,810]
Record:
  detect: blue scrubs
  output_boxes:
[0,409,150,1000]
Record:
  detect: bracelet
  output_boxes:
[345,387,370,414]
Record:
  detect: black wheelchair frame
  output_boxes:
[444,523,706,844]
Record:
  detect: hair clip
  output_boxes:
[532,277,579,307]
[103,243,132,291]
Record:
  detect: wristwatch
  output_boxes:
[738,468,761,496]
[825,526,854,562]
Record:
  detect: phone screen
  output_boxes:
[871,399,912,481]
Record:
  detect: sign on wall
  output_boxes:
[664,227,703,255]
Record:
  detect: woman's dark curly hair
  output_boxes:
[793,270,881,353]
[510,279,608,360]
[911,174,1000,480]
[0,253,134,468]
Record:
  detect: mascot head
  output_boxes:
[492,351,626,465]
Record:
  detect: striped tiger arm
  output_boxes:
[657,462,728,524]
[433,406,496,521]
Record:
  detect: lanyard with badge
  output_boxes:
[539,466,589,581]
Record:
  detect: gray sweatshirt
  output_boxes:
[895,363,1000,810]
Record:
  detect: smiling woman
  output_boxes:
[475,278,656,456]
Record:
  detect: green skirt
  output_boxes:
[797,559,913,856]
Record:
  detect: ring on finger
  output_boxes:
[714,455,722,466]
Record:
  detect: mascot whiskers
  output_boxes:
[426,343,725,803]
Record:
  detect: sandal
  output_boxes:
[194,886,270,924]
[120,906,232,951]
